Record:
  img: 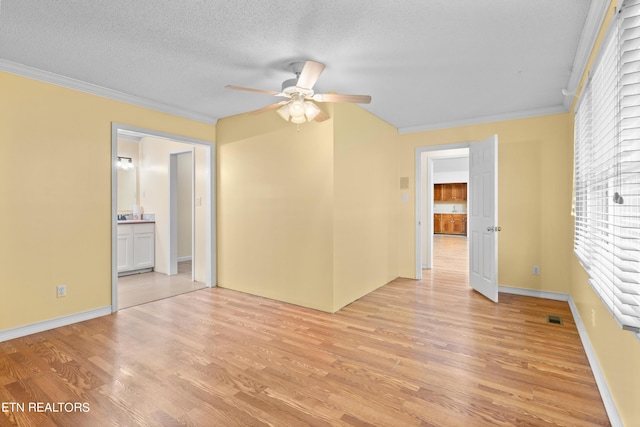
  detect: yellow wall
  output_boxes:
[396,114,574,294]
[332,103,399,310]
[216,103,400,312]
[0,72,215,331]
[216,110,336,311]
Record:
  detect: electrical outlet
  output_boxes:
[56,285,66,298]
[533,265,540,275]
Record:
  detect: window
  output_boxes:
[574,0,640,337]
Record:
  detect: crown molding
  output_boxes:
[0,59,218,125]
[563,0,612,110]
[397,104,568,134]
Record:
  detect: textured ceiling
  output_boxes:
[0,0,595,132]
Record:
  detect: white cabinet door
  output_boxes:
[118,223,155,273]
[133,232,155,269]
[117,225,134,272]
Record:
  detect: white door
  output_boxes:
[469,135,499,302]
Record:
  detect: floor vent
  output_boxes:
[546,315,564,326]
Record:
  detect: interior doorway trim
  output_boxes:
[414,142,470,280]
[169,149,195,278]
[111,123,216,313]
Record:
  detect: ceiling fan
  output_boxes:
[225,60,371,124]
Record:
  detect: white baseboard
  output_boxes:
[498,285,569,301]
[178,256,193,263]
[499,286,622,427]
[567,297,623,427]
[0,306,112,342]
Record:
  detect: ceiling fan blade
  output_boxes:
[248,101,288,115]
[296,60,325,90]
[312,93,371,104]
[225,85,280,96]
[314,110,330,122]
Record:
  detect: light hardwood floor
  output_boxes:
[0,236,609,426]
[118,261,206,309]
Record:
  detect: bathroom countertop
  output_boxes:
[433,211,467,215]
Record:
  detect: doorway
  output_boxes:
[415,144,470,276]
[415,136,498,301]
[430,155,469,283]
[111,123,216,312]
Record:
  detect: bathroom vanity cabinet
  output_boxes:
[117,222,155,275]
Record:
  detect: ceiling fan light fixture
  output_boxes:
[304,101,320,121]
[277,99,320,123]
[289,95,306,120]
[276,103,290,121]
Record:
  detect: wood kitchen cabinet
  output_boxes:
[451,183,467,201]
[440,214,453,234]
[451,214,467,235]
[434,183,467,201]
[434,214,467,235]
[440,185,452,201]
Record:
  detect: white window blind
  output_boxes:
[574,0,640,336]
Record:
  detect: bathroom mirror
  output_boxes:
[117,167,137,211]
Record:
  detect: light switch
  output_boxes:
[195,196,202,206]
[402,194,409,203]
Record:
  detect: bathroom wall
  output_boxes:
[177,151,193,261]
[138,137,206,280]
